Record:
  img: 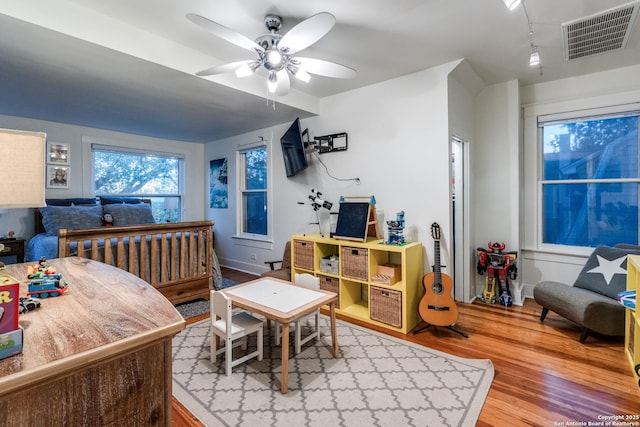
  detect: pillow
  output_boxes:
[100,196,142,205]
[103,203,155,226]
[46,198,98,206]
[573,245,640,298]
[39,205,104,235]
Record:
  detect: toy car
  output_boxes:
[19,297,41,314]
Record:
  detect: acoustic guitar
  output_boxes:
[418,223,459,326]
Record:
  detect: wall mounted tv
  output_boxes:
[280,118,308,177]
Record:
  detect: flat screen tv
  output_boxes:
[280,118,308,177]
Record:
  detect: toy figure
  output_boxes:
[386,211,405,245]
[476,242,518,306]
[102,213,114,226]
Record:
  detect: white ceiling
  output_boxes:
[1,0,639,142]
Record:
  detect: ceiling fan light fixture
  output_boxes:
[235,60,261,78]
[267,71,278,93]
[235,63,253,78]
[189,12,356,97]
[503,0,521,10]
[288,64,311,83]
[266,50,283,67]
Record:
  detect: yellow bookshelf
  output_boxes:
[625,255,640,388]
[290,233,423,334]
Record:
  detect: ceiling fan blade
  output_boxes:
[279,12,336,55]
[195,60,257,76]
[295,57,357,79]
[276,69,290,96]
[187,13,264,53]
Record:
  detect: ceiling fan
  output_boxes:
[186,12,357,96]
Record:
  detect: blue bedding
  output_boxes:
[26,233,60,262]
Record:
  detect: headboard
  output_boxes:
[35,198,152,235]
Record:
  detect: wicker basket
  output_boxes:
[319,275,340,308]
[370,286,402,328]
[293,240,314,270]
[341,246,368,280]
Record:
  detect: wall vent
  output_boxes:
[562,1,640,60]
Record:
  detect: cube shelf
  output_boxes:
[290,233,423,334]
[625,255,640,388]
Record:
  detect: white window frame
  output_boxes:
[81,136,185,221]
[523,98,640,257]
[234,139,272,243]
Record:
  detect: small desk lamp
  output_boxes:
[0,128,47,236]
[163,197,179,222]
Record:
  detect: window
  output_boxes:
[238,145,268,237]
[540,112,640,247]
[91,145,184,222]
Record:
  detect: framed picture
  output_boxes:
[47,142,70,165]
[47,165,70,189]
[209,158,228,208]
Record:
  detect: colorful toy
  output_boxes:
[386,211,405,245]
[0,274,22,360]
[26,257,68,298]
[476,242,518,306]
[0,275,19,332]
[19,297,41,314]
[102,213,114,226]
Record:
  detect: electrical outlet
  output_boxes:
[250,254,257,260]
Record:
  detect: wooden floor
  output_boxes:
[172,267,640,427]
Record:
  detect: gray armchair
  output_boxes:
[534,245,638,343]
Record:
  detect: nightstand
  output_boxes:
[0,237,25,264]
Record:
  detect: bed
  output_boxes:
[27,197,220,305]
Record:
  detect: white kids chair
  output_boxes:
[210,290,264,375]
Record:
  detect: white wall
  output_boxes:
[471,80,521,299]
[447,60,483,302]
[206,62,461,277]
[0,114,206,240]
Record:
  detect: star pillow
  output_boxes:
[573,245,640,299]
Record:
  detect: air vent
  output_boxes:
[562,1,640,60]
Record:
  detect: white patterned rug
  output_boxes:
[172,317,493,427]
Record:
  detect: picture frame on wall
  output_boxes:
[47,165,70,189]
[209,158,228,208]
[47,142,70,165]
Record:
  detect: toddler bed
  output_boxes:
[27,197,220,304]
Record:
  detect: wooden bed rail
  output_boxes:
[57,220,215,304]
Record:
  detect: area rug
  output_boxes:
[172,316,494,427]
[174,278,238,319]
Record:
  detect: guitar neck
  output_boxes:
[434,240,441,282]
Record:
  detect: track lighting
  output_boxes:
[529,49,540,66]
[502,0,521,10]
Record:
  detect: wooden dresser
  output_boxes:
[0,257,185,426]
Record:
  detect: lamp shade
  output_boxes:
[0,128,46,209]
[164,197,179,210]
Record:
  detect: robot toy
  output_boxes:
[386,211,405,245]
[476,242,518,306]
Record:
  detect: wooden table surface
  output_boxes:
[0,257,185,426]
